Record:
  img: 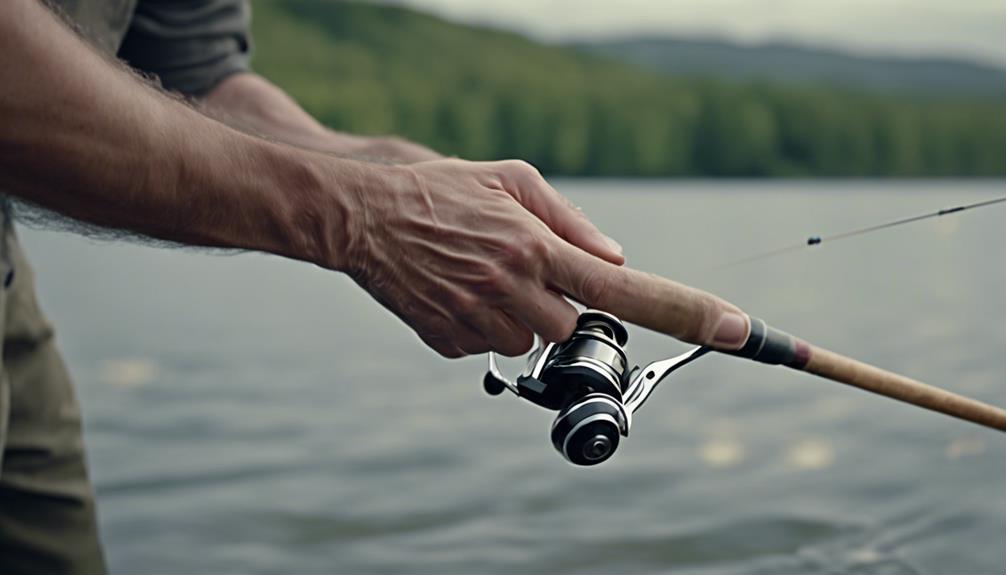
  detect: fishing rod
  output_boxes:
[724,195,1006,267]
[481,271,1006,466]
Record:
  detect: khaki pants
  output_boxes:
[0,219,106,574]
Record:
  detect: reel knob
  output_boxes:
[483,371,507,396]
[550,393,627,466]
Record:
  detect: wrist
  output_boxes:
[262,144,408,275]
[162,125,355,268]
[158,108,401,274]
[244,142,353,269]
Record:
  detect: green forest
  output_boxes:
[249,0,1006,177]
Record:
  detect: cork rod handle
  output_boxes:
[801,344,1006,431]
[594,266,1006,432]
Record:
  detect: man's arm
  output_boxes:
[200,73,442,163]
[3,0,753,360]
[0,0,358,263]
[115,0,437,163]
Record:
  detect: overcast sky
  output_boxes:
[382,0,1006,67]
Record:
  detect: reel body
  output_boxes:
[484,310,709,466]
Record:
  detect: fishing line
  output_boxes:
[719,195,1006,268]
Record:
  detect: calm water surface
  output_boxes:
[20,181,1006,575]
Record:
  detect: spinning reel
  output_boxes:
[483,310,710,466]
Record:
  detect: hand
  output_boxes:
[344,158,625,358]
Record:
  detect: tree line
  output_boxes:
[250,0,1006,177]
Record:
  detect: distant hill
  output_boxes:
[573,37,1006,97]
[249,0,1006,176]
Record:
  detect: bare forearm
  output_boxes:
[199,73,332,149]
[201,73,442,163]
[0,0,367,266]
[0,1,635,362]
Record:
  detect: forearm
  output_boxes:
[1,1,635,363]
[201,73,442,163]
[0,0,366,266]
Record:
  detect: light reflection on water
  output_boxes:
[20,180,1006,574]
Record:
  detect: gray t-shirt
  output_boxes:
[52,0,251,96]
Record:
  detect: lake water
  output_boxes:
[18,180,1006,575]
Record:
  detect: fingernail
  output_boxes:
[602,234,622,254]
[711,311,749,348]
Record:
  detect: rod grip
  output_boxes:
[803,345,1006,432]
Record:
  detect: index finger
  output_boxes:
[547,243,751,350]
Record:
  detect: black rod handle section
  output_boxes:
[725,316,810,368]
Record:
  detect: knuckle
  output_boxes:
[698,298,732,345]
[500,234,550,271]
[680,290,722,345]
[700,299,719,342]
[469,263,510,298]
[500,238,532,269]
[451,292,481,317]
[527,234,552,262]
[578,268,612,308]
[507,159,535,173]
[504,159,541,182]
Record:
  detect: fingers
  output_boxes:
[495,160,625,266]
[418,332,473,359]
[401,158,746,358]
[507,287,579,344]
[422,291,576,358]
[547,242,751,350]
[464,310,535,357]
[420,310,535,359]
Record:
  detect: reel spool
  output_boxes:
[484,310,709,466]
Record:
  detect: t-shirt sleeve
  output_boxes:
[118,0,252,97]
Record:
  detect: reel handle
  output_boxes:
[482,371,507,396]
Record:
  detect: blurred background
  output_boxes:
[21,1,1006,574]
[249,0,1006,177]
